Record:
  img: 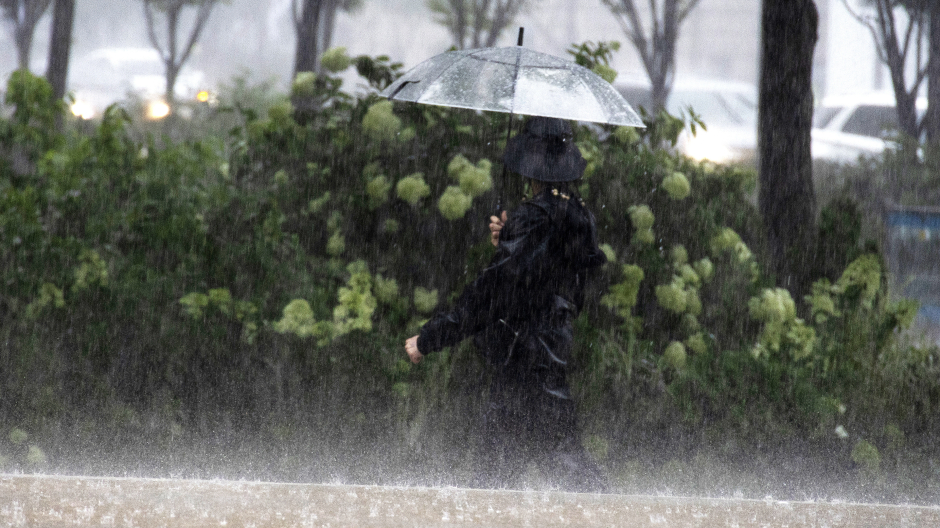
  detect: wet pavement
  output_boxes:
[2,473,939,527]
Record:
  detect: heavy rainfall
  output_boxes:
[2,0,940,526]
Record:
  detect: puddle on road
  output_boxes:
[1,474,938,527]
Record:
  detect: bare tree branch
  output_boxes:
[649,0,660,48]
[1,0,53,69]
[455,0,466,48]
[141,0,219,105]
[176,1,214,68]
[322,0,338,53]
[472,0,488,48]
[291,0,300,30]
[603,0,652,70]
[842,0,928,137]
[428,0,532,49]
[677,0,701,21]
[485,0,525,47]
[143,0,166,59]
[841,0,888,62]
[601,0,701,110]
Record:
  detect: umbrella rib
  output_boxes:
[572,66,612,122]
[465,47,572,69]
[468,55,572,70]
[569,61,643,126]
[473,59,571,70]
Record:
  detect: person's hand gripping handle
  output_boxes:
[489,210,507,247]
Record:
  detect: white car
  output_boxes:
[811,92,926,164]
[616,78,758,164]
[68,47,208,120]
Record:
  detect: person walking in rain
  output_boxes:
[403,117,608,492]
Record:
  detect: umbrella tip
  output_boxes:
[517,27,524,46]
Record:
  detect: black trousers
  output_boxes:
[472,376,608,493]
[471,300,606,492]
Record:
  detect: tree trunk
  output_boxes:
[649,70,668,112]
[166,64,180,108]
[164,4,180,104]
[321,0,338,59]
[454,0,467,49]
[142,0,215,109]
[649,31,675,112]
[483,0,500,47]
[658,0,678,110]
[471,0,484,48]
[9,0,53,71]
[758,0,819,297]
[293,0,322,77]
[875,0,924,138]
[879,2,920,139]
[927,4,940,144]
[15,22,35,70]
[46,0,76,103]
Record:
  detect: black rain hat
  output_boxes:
[502,117,587,182]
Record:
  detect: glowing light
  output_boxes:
[196,90,210,103]
[146,100,171,120]
[70,100,95,120]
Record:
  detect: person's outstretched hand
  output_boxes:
[405,335,423,364]
[489,210,508,247]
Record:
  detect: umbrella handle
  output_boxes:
[497,108,517,215]
[496,168,506,214]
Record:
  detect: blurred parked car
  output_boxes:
[811,91,926,164]
[616,78,758,164]
[68,47,209,120]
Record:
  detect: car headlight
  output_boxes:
[682,133,736,164]
[70,100,95,120]
[146,100,171,120]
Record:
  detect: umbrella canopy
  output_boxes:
[379,46,644,128]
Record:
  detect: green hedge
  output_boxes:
[1,55,937,484]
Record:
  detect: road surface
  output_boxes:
[2,473,938,527]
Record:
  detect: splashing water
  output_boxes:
[2,474,938,527]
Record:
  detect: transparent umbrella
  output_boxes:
[380,44,644,127]
[380,31,644,210]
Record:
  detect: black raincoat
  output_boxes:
[417,187,607,491]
